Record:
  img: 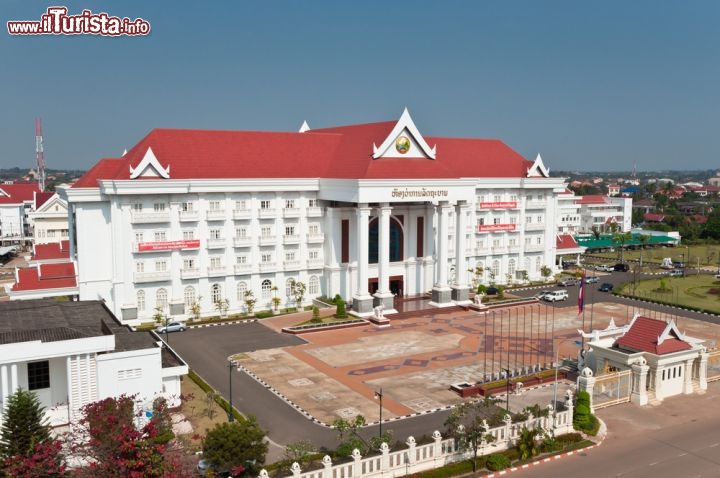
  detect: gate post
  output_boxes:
[631,357,649,406]
[577,367,596,412]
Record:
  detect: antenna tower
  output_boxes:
[632,161,637,178]
[35,117,46,192]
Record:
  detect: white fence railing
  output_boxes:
[259,405,574,478]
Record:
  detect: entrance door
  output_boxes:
[367,276,404,296]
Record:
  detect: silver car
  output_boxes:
[156,321,186,333]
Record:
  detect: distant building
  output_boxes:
[577,195,632,233]
[0,183,40,242]
[28,190,70,245]
[607,184,620,196]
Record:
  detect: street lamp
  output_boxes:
[374,388,383,440]
[502,368,511,412]
[228,361,235,422]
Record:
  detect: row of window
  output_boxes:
[134,224,322,243]
[136,249,322,273]
[138,277,322,311]
[476,256,544,277]
[477,194,545,202]
[35,229,69,238]
[134,198,320,213]
[476,215,545,226]
[475,236,544,249]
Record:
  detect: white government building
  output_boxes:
[63,109,579,324]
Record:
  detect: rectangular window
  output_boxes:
[261,253,272,263]
[182,230,195,240]
[341,219,349,263]
[209,200,222,211]
[183,258,195,269]
[416,217,424,257]
[155,260,167,272]
[509,216,517,224]
[132,203,143,212]
[492,239,500,247]
[154,231,167,242]
[510,195,518,202]
[536,237,542,245]
[210,257,222,268]
[537,216,543,223]
[285,199,295,209]
[308,224,319,234]
[180,202,193,212]
[493,218,500,225]
[308,250,319,259]
[260,200,271,210]
[308,199,318,208]
[28,361,50,390]
[261,226,272,237]
[47,230,56,238]
[478,218,485,226]
[285,251,295,261]
[135,232,144,243]
[210,229,221,240]
[509,238,517,246]
[117,368,142,380]
[236,255,247,264]
[526,195,532,201]
[285,226,295,236]
[136,262,144,273]
[153,203,165,212]
[526,216,532,224]
[235,199,247,210]
[236,227,247,238]
[493,195,501,202]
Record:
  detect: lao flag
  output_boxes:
[578,272,585,315]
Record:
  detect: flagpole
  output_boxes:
[580,269,586,350]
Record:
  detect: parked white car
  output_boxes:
[594,264,614,272]
[543,290,569,302]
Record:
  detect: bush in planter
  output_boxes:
[312,306,320,319]
[334,299,347,318]
[573,390,592,430]
[486,453,510,471]
[477,284,487,295]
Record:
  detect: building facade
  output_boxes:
[64,110,571,324]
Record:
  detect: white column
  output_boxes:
[352,204,374,315]
[423,203,436,293]
[377,204,391,294]
[436,202,451,287]
[9,364,17,393]
[356,205,371,296]
[454,201,469,287]
[0,365,8,409]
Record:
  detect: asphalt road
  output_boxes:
[167,323,455,452]
[522,381,720,477]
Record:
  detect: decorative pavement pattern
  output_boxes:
[234,301,720,425]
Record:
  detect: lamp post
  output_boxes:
[502,368,511,412]
[228,361,234,422]
[374,388,383,440]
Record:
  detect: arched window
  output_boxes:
[308,276,319,295]
[184,286,196,309]
[211,283,222,304]
[508,259,516,277]
[492,260,500,279]
[237,281,247,301]
[137,290,146,311]
[285,278,294,297]
[369,217,404,264]
[261,279,272,299]
[156,288,168,309]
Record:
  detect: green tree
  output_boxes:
[0,389,56,463]
[289,279,307,309]
[612,231,633,262]
[540,265,552,281]
[202,417,268,474]
[573,390,592,430]
[444,400,500,473]
[516,427,540,461]
[334,299,347,318]
[244,290,257,315]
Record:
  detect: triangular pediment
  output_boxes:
[527,153,550,178]
[0,188,9,198]
[372,108,436,160]
[35,194,67,213]
[299,120,311,133]
[658,320,687,345]
[129,147,170,179]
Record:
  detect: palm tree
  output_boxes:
[516,427,540,461]
[612,231,633,262]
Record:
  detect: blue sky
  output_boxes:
[2,1,720,172]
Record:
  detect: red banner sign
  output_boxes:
[478,201,517,209]
[478,224,516,233]
[137,239,200,252]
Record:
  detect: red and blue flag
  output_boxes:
[578,271,585,314]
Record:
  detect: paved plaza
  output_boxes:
[233,300,720,425]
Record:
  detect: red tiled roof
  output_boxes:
[11,262,77,292]
[577,195,607,205]
[73,121,535,187]
[34,191,54,209]
[644,213,665,222]
[556,234,580,250]
[615,316,691,355]
[0,183,40,204]
[31,241,71,261]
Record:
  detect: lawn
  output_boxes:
[583,244,720,269]
[175,375,231,452]
[619,273,720,313]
